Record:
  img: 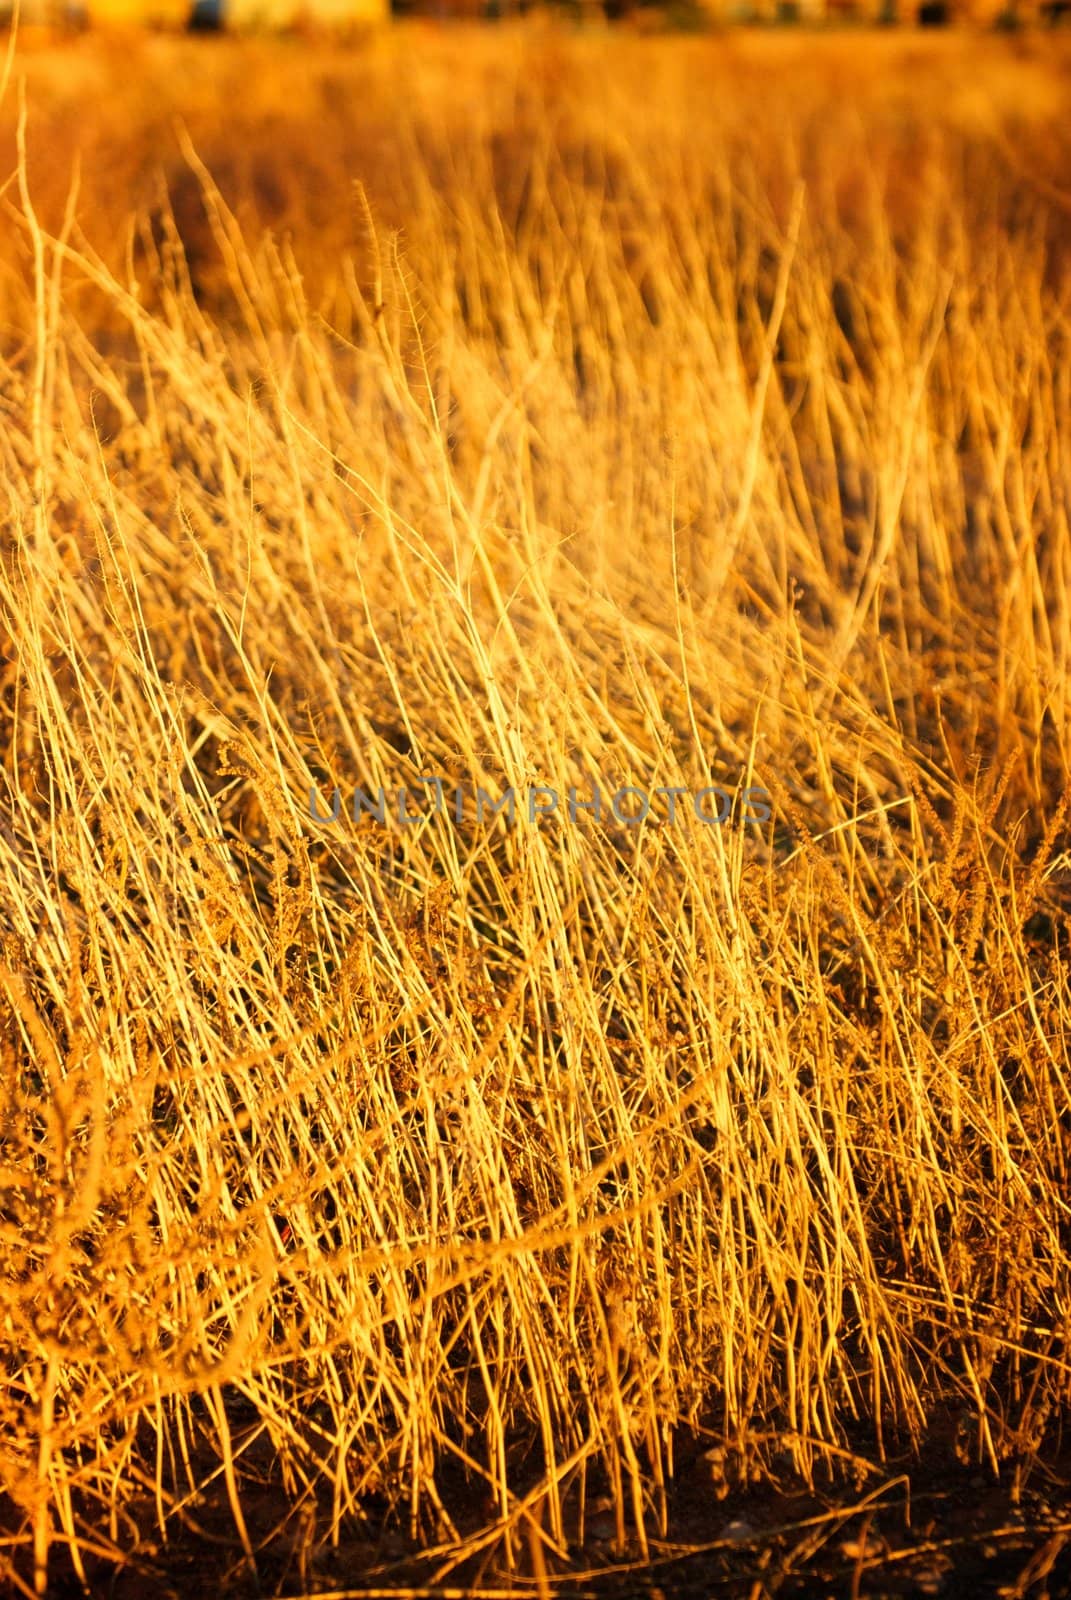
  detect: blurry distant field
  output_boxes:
[2,21,1071,1598]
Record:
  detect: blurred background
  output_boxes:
[3,0,1071,37]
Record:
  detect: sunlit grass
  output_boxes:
[0,23,1069,1595]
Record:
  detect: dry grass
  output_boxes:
[1,21,1071,1597]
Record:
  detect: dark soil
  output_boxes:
[21,1412,1071,1600]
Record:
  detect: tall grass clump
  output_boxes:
[0,24,1070,1595]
